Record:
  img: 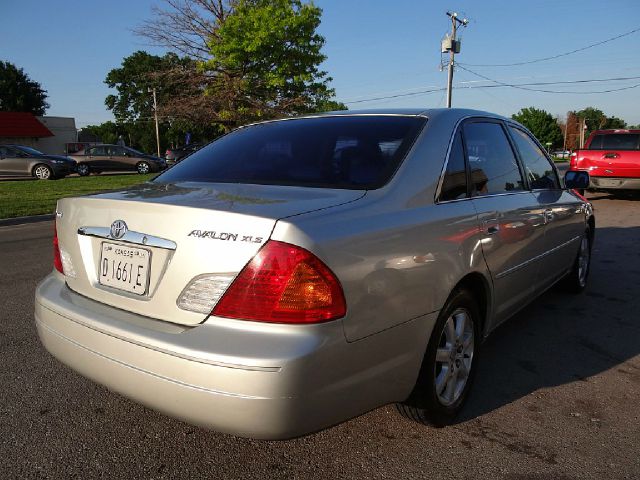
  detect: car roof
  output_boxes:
[243,108,511,128]
[589,129,640,135]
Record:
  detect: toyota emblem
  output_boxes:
[110,220,128,239]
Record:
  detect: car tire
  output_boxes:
[33,164,53,180]
[560,227,592,294]
[76,164,90,176]
[396,288,480,427]
[136,162,150,174]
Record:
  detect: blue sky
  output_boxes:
[2,0,639,126]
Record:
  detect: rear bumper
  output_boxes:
[589,176,640,190]
[35,273,434,439]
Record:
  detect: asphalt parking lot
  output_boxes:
[1,192,638,479]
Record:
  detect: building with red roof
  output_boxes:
[0,112,77,154]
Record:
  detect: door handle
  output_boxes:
[483,219,500,235]
[603,153,619,159]
[544,209,554,223]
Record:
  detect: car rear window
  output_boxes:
[154,116,426,189]
[589,133,640,150]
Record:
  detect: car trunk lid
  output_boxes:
[55,182,365,326]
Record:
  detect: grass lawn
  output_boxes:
[0,174,155,219]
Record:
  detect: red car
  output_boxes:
[570,129,640,193]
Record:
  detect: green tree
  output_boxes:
[0,61,49,115]
[104,51,222,152]
[574,107,627,137]
[79,122,120,145]
[105,51,194,124]
[603,115,626,129]
[512,107,563,148]
[201,0,340,126]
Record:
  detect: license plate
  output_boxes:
[598,178,621,187]
[99,242,151,295]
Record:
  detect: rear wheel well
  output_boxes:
[452,273,490,337]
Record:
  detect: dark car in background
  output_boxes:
[165,143,205,165]
[0,145,76,180]
[69,144,167,176]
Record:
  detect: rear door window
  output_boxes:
[439,131,467,201]
[155,116,426,189]
[463,122,525,195]
[508,126,560,190]
[87,146,106,156]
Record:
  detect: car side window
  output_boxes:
[440,131,467,201]
[508,126,560,190]
[88,146,106,156]
[107,146,124,156]
[0,146,8,157]
[463,122,525,196]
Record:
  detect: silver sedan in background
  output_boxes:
[35,108,594,439]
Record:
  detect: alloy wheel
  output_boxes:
[34,165,51,180]
[434,308,474,406]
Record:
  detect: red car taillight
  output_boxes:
[53,222,63,274]
[212,240,346,324]
[570,152,578,169]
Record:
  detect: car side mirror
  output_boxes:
[564,171,589,190]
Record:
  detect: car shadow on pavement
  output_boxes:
[456,225,640,423]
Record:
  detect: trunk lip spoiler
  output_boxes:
[77,227,177,251]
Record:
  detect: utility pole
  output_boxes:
[579,117,587,148]
[443,11,468,108]
[149,87,161,157]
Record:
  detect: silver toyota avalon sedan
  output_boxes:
[35,108,594,439]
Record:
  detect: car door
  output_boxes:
[85,146,107,169]
[507,125,585,290]
[463,119,547,325]
[124,147,144,170]
[104,145,124,170]
[0,146,30,176]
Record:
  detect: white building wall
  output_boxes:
[35,116,77,154]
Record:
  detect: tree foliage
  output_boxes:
[574,107,627,138]
[0,61,49,115]
[105,51,195,124]
[80,122,120,145]
[512,107,563,148]
[200,0,344,125]
[134,0,345,130]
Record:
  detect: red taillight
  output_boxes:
[570,151,578,169]
[212,240,346,324]
[53,222,63,274]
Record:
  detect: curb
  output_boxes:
[0,214,55,227]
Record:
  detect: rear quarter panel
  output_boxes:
[271,112,492,342]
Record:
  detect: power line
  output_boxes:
[344,87,446,104]
[459,26,640,67]
[342,74,640,104]
[456,65,640,94]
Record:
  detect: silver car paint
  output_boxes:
[35,108,593,439]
